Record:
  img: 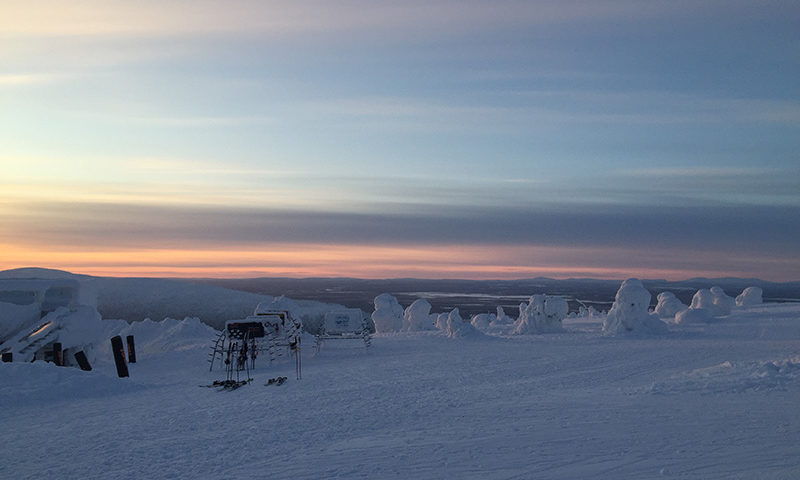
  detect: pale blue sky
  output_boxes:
[1,1,799,279]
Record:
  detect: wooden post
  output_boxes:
[110,336,129,378]
[74,350,92,371]
[126,335,136,363]
[53,342,63,366]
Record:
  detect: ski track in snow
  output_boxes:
[2,304,800,479]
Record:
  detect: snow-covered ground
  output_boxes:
[2,303,799,479]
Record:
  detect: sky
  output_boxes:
[1,0,799,281]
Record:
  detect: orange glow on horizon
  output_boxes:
[0,242,761,281]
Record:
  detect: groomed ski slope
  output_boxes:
[2,303,799,479]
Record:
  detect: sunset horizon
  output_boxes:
[2,1,798,282]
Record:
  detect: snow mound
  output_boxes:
[736,286,763,307]
[119,317,219,356]
[647,356,800,395]
[675,307,713,324]
[654,292,687,319]
[443,308,485,339]
[495,306,515,324]
[602,279,667,335]
[0,361,144,406]
[372,293,404,333]
[691,287,734,316]
[256,295,301,318]
[513,294,567,334]
[403,299,437,331]
[470,312,494,331]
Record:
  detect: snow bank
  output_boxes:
[0,361,144,406]
[647,356,800,395]
[470,313,495,331]
[691,287,734,317]
[675,307,712,324]
[372,293,404,333]
[257,295,302,319]
[403,299,436,331]
[602,279,667,335]
[736,286,763,307]
[443,308,484,339]
[654,292,687,319]
[513,294,567,334]
[120,317,218,356]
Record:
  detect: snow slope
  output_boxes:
[2,303,800,479]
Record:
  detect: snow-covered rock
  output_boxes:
[372,293,404,333]
[654,292,688,319]
[603,279,667,335]
[736,286,763,307]
[444,308,484,338]
[513,294,567,334]
[403,299,437,331]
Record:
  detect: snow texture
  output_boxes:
[675,307,713,324]
[736,286,763,306]
[372,293,404,333]
[3,298,800,479]
[602,279,668,335]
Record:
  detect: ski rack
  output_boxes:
[208,310,302,372]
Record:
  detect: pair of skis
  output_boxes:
[199,379,252,391]
[265,376,287,386]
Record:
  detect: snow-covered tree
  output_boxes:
[603,279,667,335]
[372,293,404,333]
[736,286,763,307]
[513,294,567,334]
[403,299,436,331]
[654,292,688,319]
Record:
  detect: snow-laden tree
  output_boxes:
[444,308,483,338]
[403,299,437,331]
[513,294,567,334]
[602,279,667,335]
[736,286,763,307]
[690,286,733,316]
[372,293,404,333]
[654,292,687,319]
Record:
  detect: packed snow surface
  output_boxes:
[3,302,800,479]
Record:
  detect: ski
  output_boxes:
[265,376,287,386]
[199,379,252,390]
